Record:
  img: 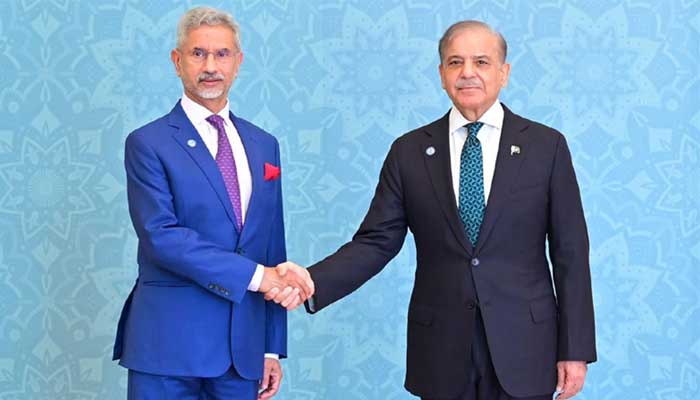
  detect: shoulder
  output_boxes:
[125,113,172,148]
[505,106,566,148]
[391,114,447,150]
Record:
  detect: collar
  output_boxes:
[180,92,230,126]
[448,100,504,135]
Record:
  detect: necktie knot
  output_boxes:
[206,114,226,133]
[465,122,484,141]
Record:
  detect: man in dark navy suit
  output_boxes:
[273,20,595,400]
[113,6,313,400]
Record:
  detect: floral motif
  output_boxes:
[0,138,95,239]
[309,6,438,138]
[656,135,700,237]
[529,5,660,137]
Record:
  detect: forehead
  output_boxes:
[183,25,237,48]
[443,28,501,58]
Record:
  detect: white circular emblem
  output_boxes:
[187,139,197,148]
[425,146,436,156]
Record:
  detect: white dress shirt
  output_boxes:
[448,100,504,206]
[180,94,265,293]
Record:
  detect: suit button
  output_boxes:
[236,248,245,255]
[467,301,477,310]
[471,258,480,267]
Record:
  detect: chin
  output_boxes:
[197,88,225,99]
[457,101,482,111]
[454,93,482,104]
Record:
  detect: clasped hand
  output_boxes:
[259,262,313,310]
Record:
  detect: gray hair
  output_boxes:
[176,6,241,50]
[438,20,507,64]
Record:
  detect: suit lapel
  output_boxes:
[422,113,474,256]
[169,101,239,230]
[475,105,530,252]
[230,112,261,243]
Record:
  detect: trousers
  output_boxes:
[127,367,257,400]
[423,309,553,400]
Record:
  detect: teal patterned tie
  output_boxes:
[458,122,485,247]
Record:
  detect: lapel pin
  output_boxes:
[187,139,197,148]
[510,145,520,156]
[425,146,436,156]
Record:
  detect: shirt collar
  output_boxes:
[180,92,231,127]
[448,100,504,135]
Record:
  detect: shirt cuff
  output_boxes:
[264,353,279,360]
[247,264,264,292]
[307,296,316,312]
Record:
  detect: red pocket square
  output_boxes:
[264,163,280,181]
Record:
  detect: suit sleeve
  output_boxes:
[547,134,597,362]
[306,141,408,313]
[264,140,287,357]
[124,132,257,304]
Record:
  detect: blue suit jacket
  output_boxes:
[113,101,287,380]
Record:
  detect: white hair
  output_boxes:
[176,6,241,50]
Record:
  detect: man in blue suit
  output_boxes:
[113,6,313,399]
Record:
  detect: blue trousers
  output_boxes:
[128,367,258,400]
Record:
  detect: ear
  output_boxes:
[171,49,182,77]
[235,51,244,69]
[438,63,446,89]
[499,62,511,88]
[231,51,244,78]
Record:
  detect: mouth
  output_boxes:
[457,86,482,93]
[199,79,223,87]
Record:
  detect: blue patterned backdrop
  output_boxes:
[0,1,698,399]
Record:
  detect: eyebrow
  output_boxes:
[446,54,493,61]
[192,46,232,52]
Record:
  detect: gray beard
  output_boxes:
[196,87,224,99]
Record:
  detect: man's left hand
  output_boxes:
[259,358,282,399]
[556,361,587,399]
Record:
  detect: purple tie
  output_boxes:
[206,114,243,231]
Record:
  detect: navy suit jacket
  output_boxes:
[113,101,287,380]
[306,104,596,398]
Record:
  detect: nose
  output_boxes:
[203,53,217,73]
[460,62,476,77]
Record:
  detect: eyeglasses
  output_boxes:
[182,48,238,64]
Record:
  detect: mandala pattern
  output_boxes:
[0,1,698,399]
[528,5,661,138]
[0,137,95,239]
[656,135,700,237]
[309,6,439,139]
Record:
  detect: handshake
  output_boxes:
[259,262,314,310]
